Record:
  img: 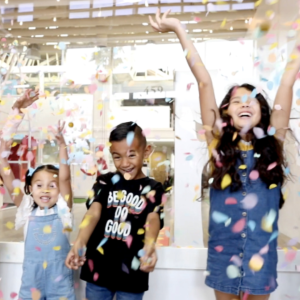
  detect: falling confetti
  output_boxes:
[221,174,232,189]
[126,131,135,146]
[249,170,259,181]
[249,254,264,271]
[267,162,277,170]
[212,211,229,224]
[214,246,224,252]
[43,261,47,269]
[248,220,256,231]
[43,225,52,234]
[88,259,94,272]
[230,255,242,267]
[226,265,240,279]
[232,218,246,233]
[5,222,14,230]
[97,247,104,255]
[241,193,258,210]
[111,174,120,185]
[131,256,140,270]
[253,127,266,139]
[225,197,237,205]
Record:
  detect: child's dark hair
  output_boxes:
[203,83,286,209]
[109,122,146,147]
[24,165,59,208]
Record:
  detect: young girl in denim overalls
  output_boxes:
[0,99,74,300]
[150,10,300,300]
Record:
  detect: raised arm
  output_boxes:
[149,9,219,144]
[0,138,24,207]
[55,120,72,209]
[271,37,300,140]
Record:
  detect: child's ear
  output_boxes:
[144,144,152,159]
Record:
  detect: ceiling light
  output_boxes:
[18,36,21,38]
[142,22,148,26]
[35,35,44,38]
[146,31,149,34]
[8,28,11,31]
[53,17,57,22]
[46,42,58,45]
[210,30,213,33]
[230,26,233,30]
[193,29,202,32]
[49,26,58,29]
[189,21,197,24]
[181,21,189,24]
[245,20,248,24]
[60,34,68,37]
[19,21,23,26]
[29,27,36,30]
[5,0,8,3]
[249,18,253,24]
[186,30,189,33]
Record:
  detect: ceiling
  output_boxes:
[0,0,258,66]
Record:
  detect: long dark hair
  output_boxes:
[24,164,59,209]
[203,84,286,208]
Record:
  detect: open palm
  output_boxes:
[149,9,181,33]
[14,88,40,109]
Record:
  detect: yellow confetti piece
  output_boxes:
[79,215,92,229]
[269,43,278,50]
[239,165,247,170]
[97,247,104,255]
[261,217,272,233]
[43,261,47,269]
[165,186,172,192]
[106,141,112,147]
[249,254,264,271]
[97,103,103,110]
[43,225,52,234]
[202,0,208,3]
[5,221,14,230]
[117,190,124,200]
[13,187,20,195]
[87,190,95,199]
[255,0,262,7]
[57,108,65,115]
[266,10,274,18]
[0,100,5,105]
[269,184,277,189]
[283,190,288,201]
[11,142,18,147]
[221,18,226,28]
[290,54,298,60]
[53,246,61,251]
[221,174,232,190]
[137,229,145,235]
[232,132,238,141]
[65,194,70,201]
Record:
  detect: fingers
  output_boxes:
[162,9,171,20]
[148,16,159,32]
[155,8,161,27]
[65,251,75,269]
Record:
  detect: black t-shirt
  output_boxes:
[80,172,164,293]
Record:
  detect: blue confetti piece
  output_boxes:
[13,134,25,140]
[98,238,108,248]
[58,42,66,50]
[267,127,276,136]
[186,154,193,161]
[61,158,67,165]
[28,167,35,176]
[284,167,290,175]
[138,249,145,258]
[44,207,48,215]
[298,192,300,197]
[111,174,120,185]
[126,131,135,146]
[248,220,256,231]
[212,211,229,224]
[297,89,300,98]
[268,230,278,243]
[267,81,274,91]
[88,137,96,143]
[250,89,257,98]
[260,77,269,82]
[241,94,248,103]
[78,247,86,257]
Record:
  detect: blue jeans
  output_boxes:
[86,282,144,300]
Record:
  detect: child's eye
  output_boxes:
[113,157,120,160]
[37,184,42,188]
[129,154,136,158]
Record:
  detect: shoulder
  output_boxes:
[95,172,115,184]
[145,178,164,192]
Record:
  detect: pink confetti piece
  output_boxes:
[242,292,249,300]
[125,235,133,248]
[249,170,259,181]
[161,194,168,205]
[274,104,281,110]
[88,259,94,272]
[0,187,6,195]
[214,246,224,252]
[232,218,246,233]
[35,246,41,251]
[26,151,34,162]
[241,193,258,210]
[267,162,277,171]
[259,244,269,255]
[93,272,99,281]
[89,84,97,94]
[187,83,194,91]
[10,292,17,299]
[225,197,237,205]
[142,128,151,137]
[230,255,242,267]
[194,17,201,22]
[0,291,3,298]
[285,249,297,262]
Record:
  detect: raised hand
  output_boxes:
[55,120,66,146]
[139,243,157,273]
[13,88,40,110]
[149,9,181,33]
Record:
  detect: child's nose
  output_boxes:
[121,158,130,167]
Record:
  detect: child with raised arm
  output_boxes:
[65,122,165,300]
[0,115,75,298]
[150,9,300,300]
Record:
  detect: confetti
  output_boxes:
[141,185,151,194]
[221,18,226,28]
[249,254,264,272]
[214,246,224,252]
[53,246,61,251]
[248,220,256,231]
[267,126,276,136]
[226,265,240,279]
[98,238,108,248]
[131,256,140,270]
[221,174,232,189]
[187,83,194,91]
[267,162,277,170]
[259,244,269,255]
[285,249,297,262]
[269,184,277,189]
[239,165,247,170]
[268,231,278,243]
[232,218,246,233]
[43,225,52,234]
[212,211,229,224]
[125,235,133,248]
[31,289,41,300]
[43,261,47,269]
[261,209,277,232]
[68,122,74,128]
[232,132,238,141]
[241,193,258,210]
[274,104,281,110]
[230,255,242,267]
[122,263,129,274]
[97,247,104,255]
[5,222,14,229]
[138,249,146,257]
[225,197,237,205]
[126,131,135,146]
[241,94,248,103]
[88,259,94,272]
[249,170,259,181]
[10,293,17,299]
[111,174,120,185]
[225,218,232,227]
[137,228,145,235]
[253,127,266,139]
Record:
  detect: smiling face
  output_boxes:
[110,137,151,180]
[29,170,59,209]
[227,87,262,131]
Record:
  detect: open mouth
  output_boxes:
[40,196,51,203]
[238,112,252,118]
[121,168,134,174]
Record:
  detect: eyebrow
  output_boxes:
[112,150,136,155]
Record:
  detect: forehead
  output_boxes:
[110,137,143,154]
[231,87,252,99]
[32,170,58,182]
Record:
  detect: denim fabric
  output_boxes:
[205,148,279,295]
[19,206,75,300]
[86,282,144,300]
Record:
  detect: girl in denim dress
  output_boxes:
[0,110,74,299]
[150,9,300,300]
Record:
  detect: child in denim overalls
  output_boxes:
[150,10,300,300]
[0,98,74,300]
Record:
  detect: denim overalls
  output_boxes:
[205,141,280,295]
[19,205,75,300]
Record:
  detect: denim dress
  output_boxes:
[205,141,280,295]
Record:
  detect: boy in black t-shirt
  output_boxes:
[65,122,165,300]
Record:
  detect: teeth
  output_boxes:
[239,113,251,117]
